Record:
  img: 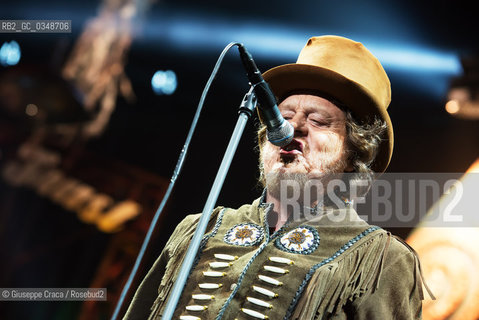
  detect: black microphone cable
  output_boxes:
[111,41,242,320]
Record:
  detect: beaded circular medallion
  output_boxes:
[224,223,264,246]
[275,226,320,254]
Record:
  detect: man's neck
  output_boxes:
[265,190,291,232]
[265,189,335,232]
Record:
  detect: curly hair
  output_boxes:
[344,112,387,176]
[256,109,387,196]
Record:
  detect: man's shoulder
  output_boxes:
[177,206,226,228]
[377,231,418,271]
[221,202,261,215]
[180,197,262,221]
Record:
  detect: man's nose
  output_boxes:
[290,114,307,137]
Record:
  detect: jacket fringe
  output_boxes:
[393,235,436,301]
[148,235,190,320]
[291,231,391,320]
[148,209,222,320]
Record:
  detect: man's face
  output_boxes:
[261,94,352,196]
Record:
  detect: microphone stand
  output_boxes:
[161,86,257,319]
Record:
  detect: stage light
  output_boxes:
[151,70,177,95]
[445,55,479,119]
[144,15,460,75]
[25,103,38,117]
[141,14,460,97]
[466,158,479,173]
[445,100,460,114]
[407,157,479,319]
[0,40,21,66]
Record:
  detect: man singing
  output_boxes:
[124,35,427,320]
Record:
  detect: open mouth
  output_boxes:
[280,139,303,155]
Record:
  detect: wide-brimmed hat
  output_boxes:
[262,35,393,173]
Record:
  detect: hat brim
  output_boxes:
[263,63,393,173]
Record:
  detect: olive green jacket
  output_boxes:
[124,197,426,320]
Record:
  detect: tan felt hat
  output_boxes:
[263,35,393,172]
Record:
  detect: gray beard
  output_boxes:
[264,162,348,208]
[265,171,309,201]
[260,139,349,207]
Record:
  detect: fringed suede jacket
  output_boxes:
[124,196,428,320]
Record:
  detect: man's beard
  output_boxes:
[262,146,348,207]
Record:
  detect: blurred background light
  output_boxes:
[25,103,38,117]
[0,40,21,67]
[0,7,462,97]
[138,14,461,98]
[151,70,177,95]
[143,15,461,75]
[445,100,460,114]
[445,55,479,119]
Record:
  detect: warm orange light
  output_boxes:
[407,156,479,319]
[466,157,479,173]
[445,100,460,114]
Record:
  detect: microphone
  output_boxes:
[238,45,294,147]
